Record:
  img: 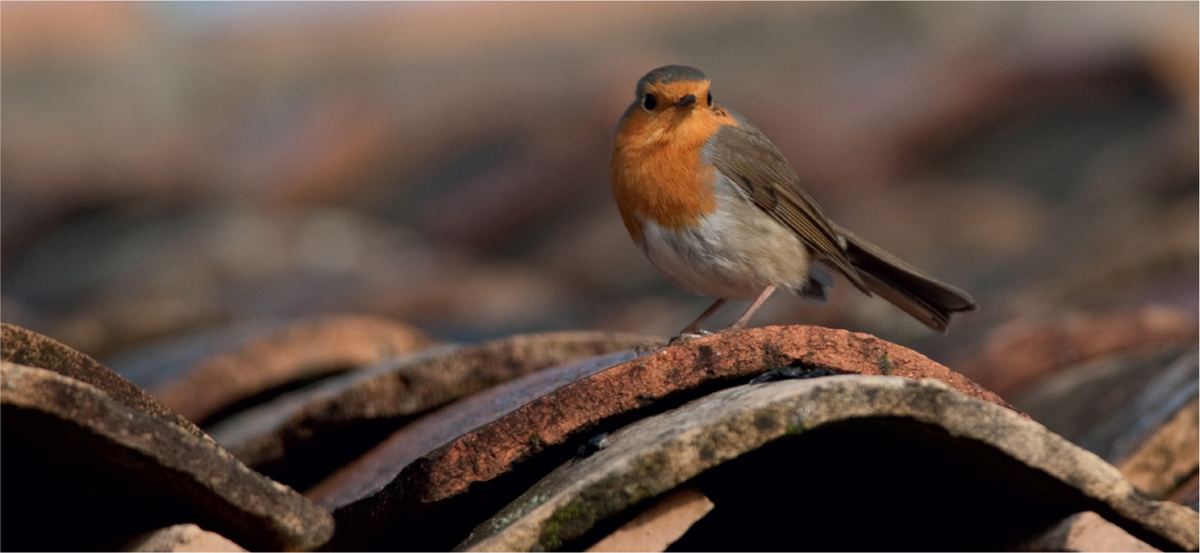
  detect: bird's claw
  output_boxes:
[633,340,668,356]
[667,329,713,346]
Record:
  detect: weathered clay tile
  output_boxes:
[205,332,653,485]
[1013,511,1161,552]
[110,314,435,424]
[1167,472,1199,511]
[121,524,248,552]
[1011,344,1198,499]
[1118,397,1199,502]
[325,325,1013,550]
[307,349,638,510]
[458,376,1198,551]
[0,322,207,439]
[583,486,714,553]
[961,306,1198,397]
[1,362,334,551]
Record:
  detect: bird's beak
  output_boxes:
[675,94,697,108]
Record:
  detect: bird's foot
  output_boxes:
[633,340,669,356]
[667,329,713,346]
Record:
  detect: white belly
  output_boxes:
[637,179,813,301]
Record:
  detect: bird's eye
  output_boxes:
[643,93,657,110]
[706,90,713,107]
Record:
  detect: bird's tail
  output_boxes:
[832,223,977,332]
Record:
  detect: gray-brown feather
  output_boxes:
[706,123,869,294]
[704,117,977,332]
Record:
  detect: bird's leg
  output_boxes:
[667,298,726,345]
[726,285,777,331]
[666,285,778,347]
[680,298,726,335]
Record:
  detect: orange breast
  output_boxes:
[611,105,739,242]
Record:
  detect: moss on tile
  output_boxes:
[877,353,893,375]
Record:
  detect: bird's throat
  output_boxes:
[611,110,736,241]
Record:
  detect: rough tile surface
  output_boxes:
[207,331,652,471]
[0,322,207,439]
[327,325,1013,550]
[1,362,334,551]
[458,376,1198,552]
[308,349,638,510]
[112,315,435,423]
[420,325,1013,503]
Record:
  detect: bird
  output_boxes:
[610,65,977,339]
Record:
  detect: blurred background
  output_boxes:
[2,2,1196,368]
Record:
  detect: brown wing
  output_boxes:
[708,124,870,293]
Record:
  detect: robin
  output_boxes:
[611,65,977,339]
